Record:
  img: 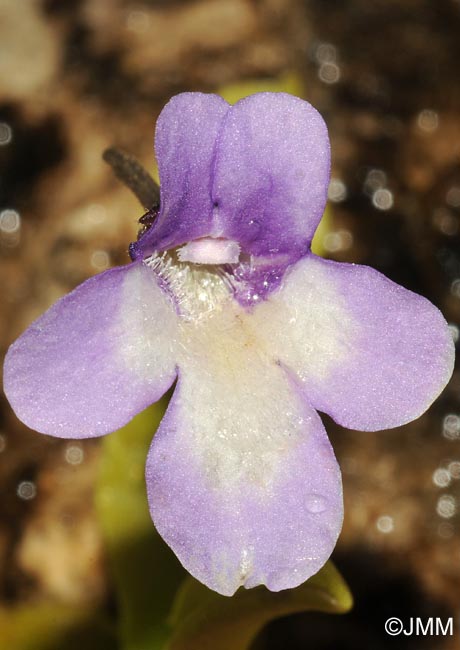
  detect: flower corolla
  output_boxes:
[3,93,455,596]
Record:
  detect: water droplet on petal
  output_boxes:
[306,494,327,514]
[246,219,261,237]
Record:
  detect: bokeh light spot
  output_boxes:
[17,481,37,501]
[436,494,456,518]
[376,515,394,534]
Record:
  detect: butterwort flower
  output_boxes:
[3,93,455,596]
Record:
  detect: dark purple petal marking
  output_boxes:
[135,93,230,257]
[211,93,330,260]
[134,92,330,273]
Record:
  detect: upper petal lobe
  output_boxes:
[211,92,330,259]
[136,92,230,256]
[137,92,330,262]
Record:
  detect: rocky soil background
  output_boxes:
[0,1,459,648]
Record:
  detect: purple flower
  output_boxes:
[3,93,455,596]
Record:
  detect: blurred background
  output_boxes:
[0,0,460,648]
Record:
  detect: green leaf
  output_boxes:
[167,561,353,650]
[0,603,115,650]
[217,72,305,105]
[311,204,332,257]
[95,398,186,650]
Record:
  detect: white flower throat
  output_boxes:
[144,250,235,321]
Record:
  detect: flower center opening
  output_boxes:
[144,249,235,321]
[177,237,240,265]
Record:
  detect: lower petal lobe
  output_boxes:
[4,262,178,438]
[146,306,342,596]
[258,254,455,431]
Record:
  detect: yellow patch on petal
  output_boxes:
[121,254,351,495]
[177,304,308,492]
